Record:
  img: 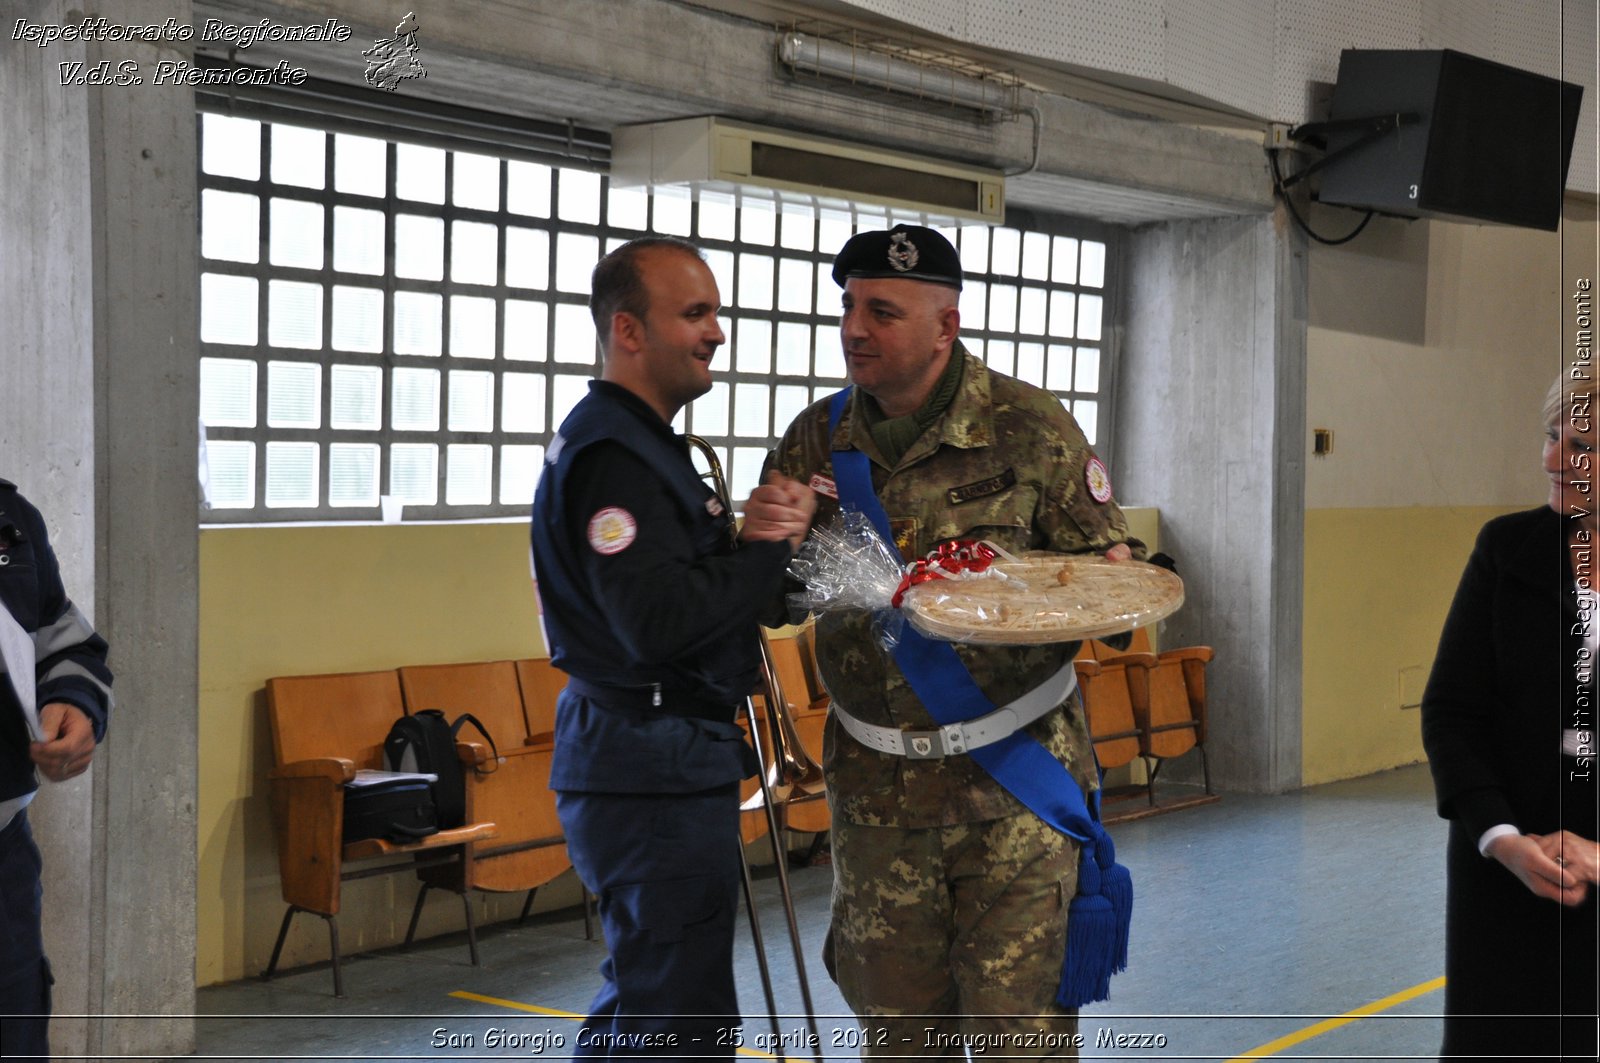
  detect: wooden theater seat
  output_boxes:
[264,669,497,996]
[1125,645,1215,798]
[398,662,571,909]
[1073,642,1156,802]
[513,657,566,747]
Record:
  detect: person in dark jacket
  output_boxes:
[0,480,114,1060]
[529,236,814,1058]
[1421,373,1599,1059]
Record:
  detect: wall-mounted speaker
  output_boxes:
[1316,49,1582,231]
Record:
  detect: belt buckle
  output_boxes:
[902,729,945,759]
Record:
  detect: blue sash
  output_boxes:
[825,386,1131,1007]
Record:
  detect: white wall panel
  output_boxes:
[1167,0,1275,117]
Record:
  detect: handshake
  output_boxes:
[741,472,817,552]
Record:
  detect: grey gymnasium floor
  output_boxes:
[194,765,1454,1062]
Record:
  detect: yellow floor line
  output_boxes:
[448,990,779,1060]
[1224,976,1446,1061]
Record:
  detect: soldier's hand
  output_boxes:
[742,472,817,551]
[1103,543,1132,562]
[30,702,97,782]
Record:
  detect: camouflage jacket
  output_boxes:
[766,348,1143,828]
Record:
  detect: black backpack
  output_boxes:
[383,709,498,830]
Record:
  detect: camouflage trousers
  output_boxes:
[823,810,1081,1060]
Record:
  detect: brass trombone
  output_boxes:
[687,435,821,1060]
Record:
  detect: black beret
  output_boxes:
[831,223,963,290]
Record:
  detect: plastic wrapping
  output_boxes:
[788,511,1184,646]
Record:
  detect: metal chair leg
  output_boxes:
[462,891,480,967]
[263,905,299,980]
[405,883,432,946]
[518,887,539,926]
[326,914,344,998]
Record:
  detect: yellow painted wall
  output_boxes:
[198,507,1158,986]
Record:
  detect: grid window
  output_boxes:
[197,110,1116,520]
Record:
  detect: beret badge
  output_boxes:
[888,231,919,272]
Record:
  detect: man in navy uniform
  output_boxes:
[0,480,114,1059]
[530,236,814,1057]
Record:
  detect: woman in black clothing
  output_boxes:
[1421,374,1599,1059]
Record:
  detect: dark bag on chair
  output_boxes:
[384,709,498,830]
[341,778,439,844]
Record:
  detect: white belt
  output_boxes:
[832,661,1078,760]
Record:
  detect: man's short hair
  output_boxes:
[589,236,705,350]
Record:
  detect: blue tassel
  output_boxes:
[1055,832,1135,1009]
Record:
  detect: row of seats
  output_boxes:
[1073,628,1215,805]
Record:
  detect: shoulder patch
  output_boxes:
[586,507,637,555]
[1084,457,1113,504]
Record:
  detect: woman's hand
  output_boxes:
[1486,833,1590,906]
[1535,830,1600,886]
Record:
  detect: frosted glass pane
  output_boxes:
[202,114,259,180]
[328,443,380,507]
[504,300,548,362]
[393,292,442,356]
[959,226,989,273]
[779,204,815,251]
[446,444,493,505]
[1018,287,1047,336]
[448,370,495,431]
[555,233,599,294]
[1016,342,1045,387]
[392,367,440,431]
[449,295,496,359]
[1021,232,1050,280]
[200,358,257,428]
[553,303,595,364]
[735,319,771,374]
[264,441,318,507]
[1077,295,1103,341]
[395,142,445,203]
[986,340,1014,377]
[453,152,500,211]
[267,361,320,428]
[737,253,773,310]
[200,274,258,346]
[990,227,1021,276]
[271,124,324,189]
[395,215,444,281]
[774,385,810,434]
[818,210,852,257]
[608,185,648,231]
[270,199,323,270]
[1074,399,1098,444]
[551,374,590,428]
[1075,347,1101,393]
[204,440,255,508]
[729,446,766,506]
[733,383,769,437]
[451,221,498,285]
[740,198,775,245]
[502,228,549,292]
[201,190,259,263]
[1046,346,1074,391]
[333,207,385,275]
[690,381,730,436]
[499,445,544,506]
[267,281,322,350]
[557,168,601,224]
[814,263,834,315]
[331,286,383,353]
[988,284,1018,333]
[1052,236,1080,284]
[329,364,381,430]
[501,372,546,433]
[507,161,552,217]
[704,250,734,304]
[959,280,987,331]
[814,325,844,379]
[389,443,438,505]
[777,258,812,314]
[1049,291,1077,338]
[333,133,385,197]
[698,192,735,241]
[775,323,810,376]
[652,186,691,236]
[1081,241,1107,288]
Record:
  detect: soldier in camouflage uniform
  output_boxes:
[750,224,1142,1059]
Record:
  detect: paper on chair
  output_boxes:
[348,769,438,787]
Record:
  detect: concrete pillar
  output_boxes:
[0,1,198,1056]
[1118,208,1308,793]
